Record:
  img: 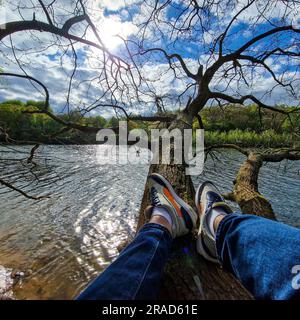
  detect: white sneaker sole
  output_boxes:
[149,173,197,227]
[195,181,221,263]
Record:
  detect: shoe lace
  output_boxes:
[150,187,161,206]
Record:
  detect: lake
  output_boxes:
[0,145,299,299]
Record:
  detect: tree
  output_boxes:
[89,116,107,128]
[106,116,119,128]
[1,0,300,299]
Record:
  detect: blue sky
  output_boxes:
[1,0,299,117]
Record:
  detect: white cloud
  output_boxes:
[0,0,299,118]
[89,14,138,50]
[99,0,139,11]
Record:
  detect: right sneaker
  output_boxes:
[146,173,198,238]
[195,181,233,263]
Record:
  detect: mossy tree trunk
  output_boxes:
[136,162,253,299]
[231,152,275,219]
[135,117,300,299]
[135,114,254,300]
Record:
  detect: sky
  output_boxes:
[0,0,300,118]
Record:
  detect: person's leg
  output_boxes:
[215,213,300,300]
[77,173,197,300]
[195,181,300,300]
[76,219,172,300]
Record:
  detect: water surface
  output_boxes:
[0,145,299,299]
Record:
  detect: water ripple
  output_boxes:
[0,146,299,299]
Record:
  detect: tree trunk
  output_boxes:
[135,114,254,299]
[232,152,275,219]
[136,162,253,299]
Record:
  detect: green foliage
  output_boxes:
[0,100,298,146]
[0,100,109,143]
[106,116,119,128]
[195,104,300,133]
[89,115,107,128]
[204,129,295,147]
[26,100,48,110]
[1,100,25,106]
[0,102,61,141]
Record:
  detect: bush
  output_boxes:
[204,129,294,147]
[1,99,24,106]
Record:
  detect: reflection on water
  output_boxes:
[0,145,299,299]
[0,145,149,299]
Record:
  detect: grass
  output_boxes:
[204,129,296,148]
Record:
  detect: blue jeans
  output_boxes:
[76,214,300,300]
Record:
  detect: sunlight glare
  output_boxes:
[97,17,134,50]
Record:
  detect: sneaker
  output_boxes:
[195,181,233,263]
[147,173,198,238]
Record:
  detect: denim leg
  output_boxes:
[76,223,172,300]
[216,213,300,300]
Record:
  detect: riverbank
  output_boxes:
[0,265,14,300]
[1,101,299,148]
[204,129,297,148]
[1,129,297,148]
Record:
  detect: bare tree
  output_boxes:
[1,0,300,299]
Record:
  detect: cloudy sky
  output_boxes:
[0,0,299,118]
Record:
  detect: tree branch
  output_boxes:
[37,0,53,25]
[205,144,250,156]
[262,148,300,162]
[0,72,50,109]
[209,91,299,115]
[0,20,128,67]
[129,115,176,122]
[219,0,255,56]
[0,72,118,133]
[0,177,49,200]
[234,25,300,56]
[140,47,198,80]
[62,14,87,33]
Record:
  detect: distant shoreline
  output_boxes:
[0,140,294,149]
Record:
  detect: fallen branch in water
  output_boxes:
[0,178,49,200]
[26,144,40,167]
[205,143,250,156]
[205,144,300,218]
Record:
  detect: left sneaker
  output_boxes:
[147,173,198,238]
[195,181,233,263]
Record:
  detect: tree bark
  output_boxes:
[136,162,253,299]
[232,152,275,219]
[135,114,253,299]
[134,116,297,299]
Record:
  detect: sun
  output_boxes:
[97,17,135,51]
